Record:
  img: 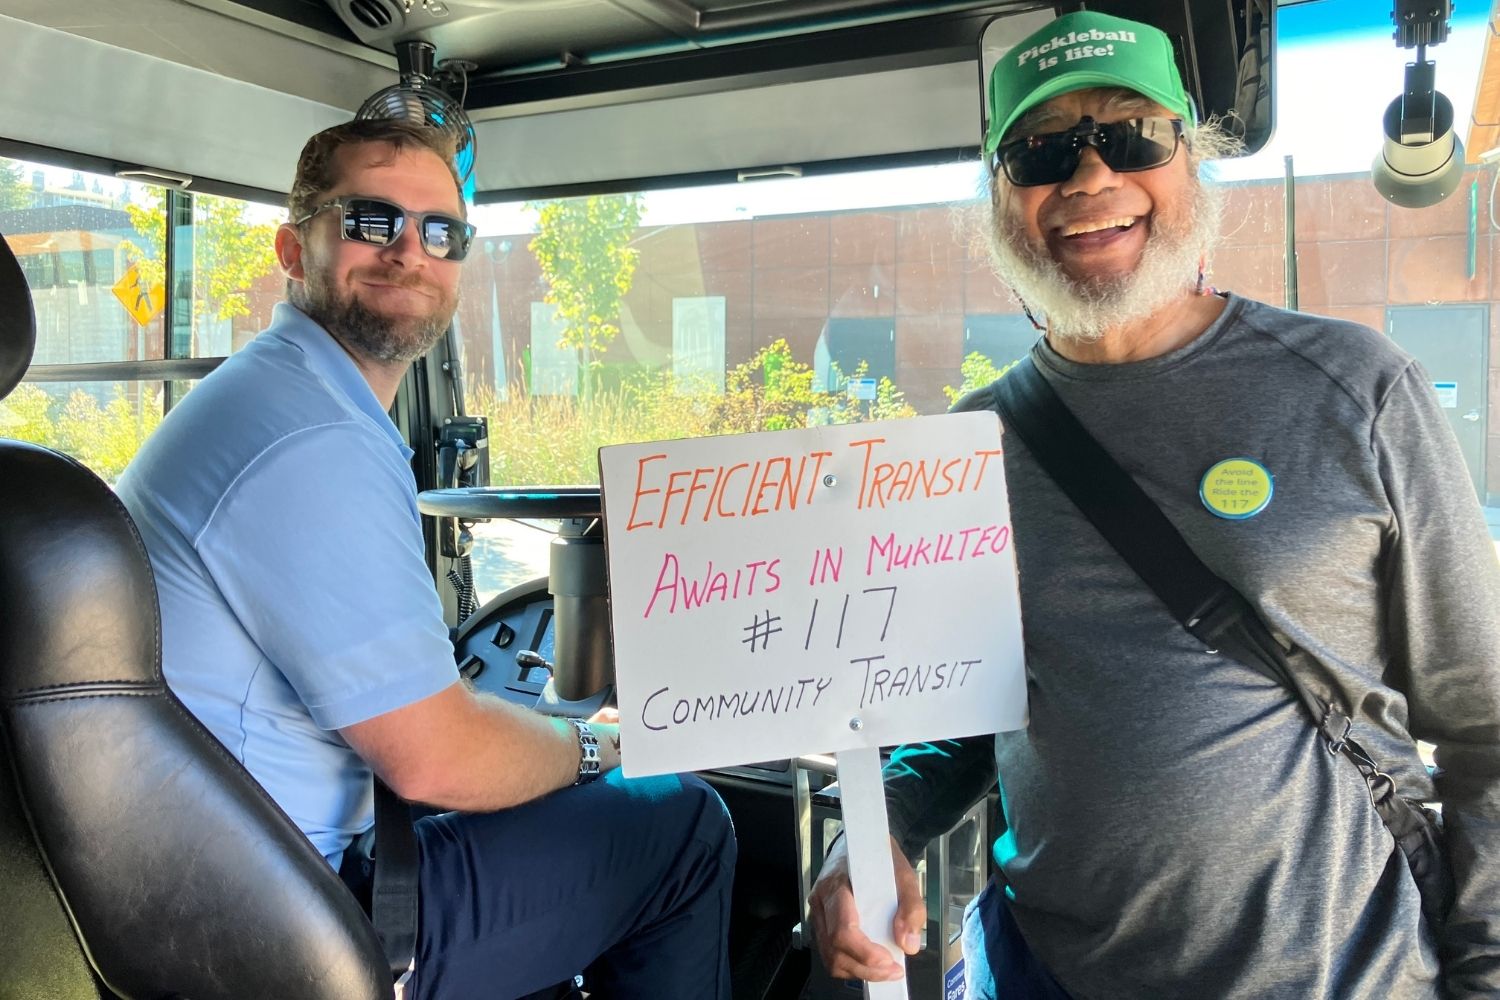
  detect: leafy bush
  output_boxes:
[0,383,163,483]
[466,339,921,485]
[3,343,963,489]
[943,351,1019,406]
[0,384,59,448]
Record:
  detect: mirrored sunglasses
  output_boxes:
[993,116,1185,187]
[298,196,476,261]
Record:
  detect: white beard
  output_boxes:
[987,178,1223,345]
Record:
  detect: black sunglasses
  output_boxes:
[993,116,1185,187]
[296,196,476,261]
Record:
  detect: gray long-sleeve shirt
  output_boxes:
[884,294,1500,999]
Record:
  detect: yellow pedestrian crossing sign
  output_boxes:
[113,263,165,326]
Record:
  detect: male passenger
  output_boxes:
[809,11,1500,998]
[117,119,735,999]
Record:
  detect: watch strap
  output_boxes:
[567,718,601,785]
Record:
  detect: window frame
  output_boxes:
[4,140,285,412]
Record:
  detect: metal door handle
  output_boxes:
[1462,410,1480,422]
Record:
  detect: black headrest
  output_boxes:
[0,231,36,402]
[0,442,161,691]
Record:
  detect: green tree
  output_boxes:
[710,340,832,433]
[123,191,277,323]
[0,384,61,446]
[1,384,164,483]
[55,385,165,482]
[0,157,30,212]
[943,351,1018,406]
[526,193,643,397]
[827,365,917,424]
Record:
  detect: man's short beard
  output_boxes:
[984,174,1223,345]
[292,260,456,364]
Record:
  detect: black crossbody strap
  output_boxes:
[989,357,1338,742]
[372,776,419,980]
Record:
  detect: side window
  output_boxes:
[2,166,161,368]
[672,296,727,392]
[964,314,1036,371]
[818,317,896,390]
[1204,0,1497,509]
[2,381,180,483]
[0,155,281,483]
[528,302,576,396]
[189,192,280,356]
[18,252,57,289]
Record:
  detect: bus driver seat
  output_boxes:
[0,230,394,999]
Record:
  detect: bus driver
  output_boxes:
[118,119,737,1000]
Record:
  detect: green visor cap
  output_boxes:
[984,11,1192,156]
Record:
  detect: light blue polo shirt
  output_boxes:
[117,303,459,866]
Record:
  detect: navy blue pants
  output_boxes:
[409,771,736,1000]
[960,878,1073,1000]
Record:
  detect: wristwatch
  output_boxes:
[567,718,601,785]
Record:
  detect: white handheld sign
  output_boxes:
[599,411,1027,775]
[599,412,1029,997]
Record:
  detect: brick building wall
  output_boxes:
[461,168,1500,502]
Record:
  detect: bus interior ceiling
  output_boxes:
[0,0,1059,201]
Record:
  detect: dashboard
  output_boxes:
[453,578,562,705]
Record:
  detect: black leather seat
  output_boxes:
[0,230,392,999]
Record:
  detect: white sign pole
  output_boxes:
[837,744,909,1000]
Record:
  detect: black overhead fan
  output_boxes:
[356,39,476,185]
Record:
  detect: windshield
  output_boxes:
[3,0,1496,605]
[446,0,1497,595]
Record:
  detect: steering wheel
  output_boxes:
[415,485,602,521]
[418,486,611,704]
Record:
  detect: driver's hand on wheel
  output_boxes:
[808,833,924,982]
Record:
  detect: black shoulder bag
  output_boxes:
[989,356,1453,924]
